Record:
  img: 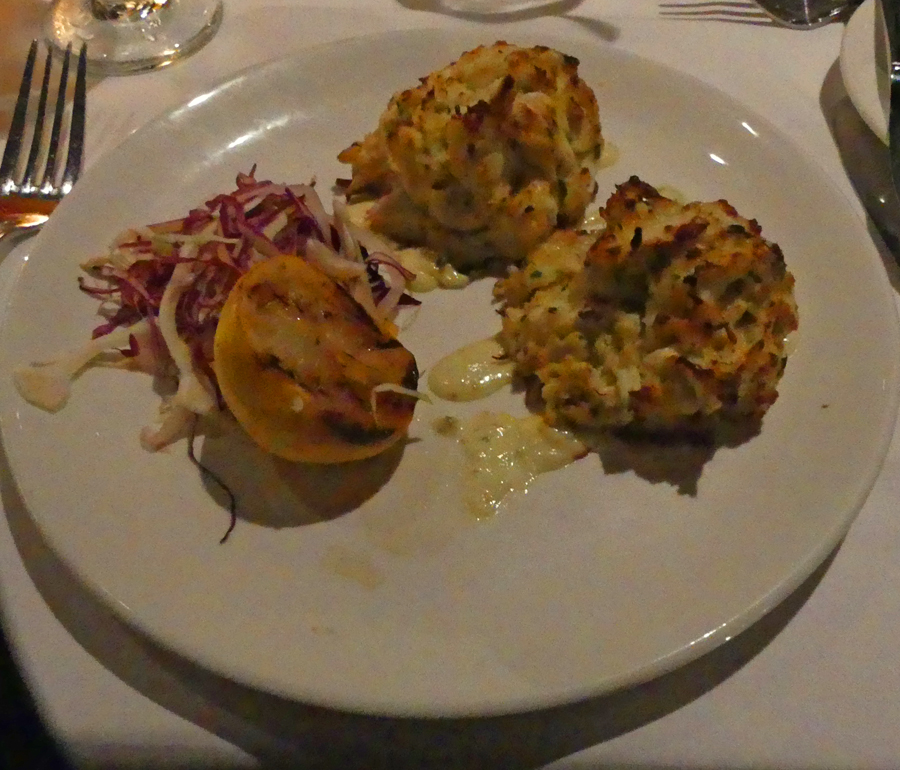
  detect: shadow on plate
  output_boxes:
[193,416,407,531]
[394,0,582,21]
[392,0,620,43]
[519,377,761,496]
[0,425,836,770]
[590,419,760,497]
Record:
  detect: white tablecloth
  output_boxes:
[3,1,900,767]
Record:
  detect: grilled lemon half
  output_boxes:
[213,254,419,463]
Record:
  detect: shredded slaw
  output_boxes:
[14,168,420,451]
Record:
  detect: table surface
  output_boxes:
[3,1,900,768]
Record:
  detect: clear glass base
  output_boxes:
[437,0,568,14]
[44,0,223,76]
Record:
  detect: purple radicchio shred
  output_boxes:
[186,414,237,543]
[79,169,420,349]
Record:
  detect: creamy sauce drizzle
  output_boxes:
[344,200,468,292]
[783,332,799,357]
[656,184,687,203]
[579,208,607,233]
[395,248,469,292]
[428,337,514,402]
[459,412,586,518]
[598,141,620,169]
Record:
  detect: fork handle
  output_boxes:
[0,213,49,244]
[0,197,56,243]
[0,196,57,242]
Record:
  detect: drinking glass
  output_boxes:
[44,0,223,76]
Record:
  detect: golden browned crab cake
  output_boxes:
[338,41,603,271]
[494,176,799,435]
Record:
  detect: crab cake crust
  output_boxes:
[338,41,603,270]
[494,177,799,435]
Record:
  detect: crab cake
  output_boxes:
[494,177,799,435]
[339,41,603,271]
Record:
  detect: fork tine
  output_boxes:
[659,1,758,7]
[40,45,72,194]
[0,39,38,191]
[21,47,54,194]
[661,9,770,18]
[61,44,87,194]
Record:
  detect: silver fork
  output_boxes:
[660,0,860,27]
[0,40,87,244]
[659,1,779,24]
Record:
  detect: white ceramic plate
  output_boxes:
[841,0,889,143]
[1,28,898,717]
